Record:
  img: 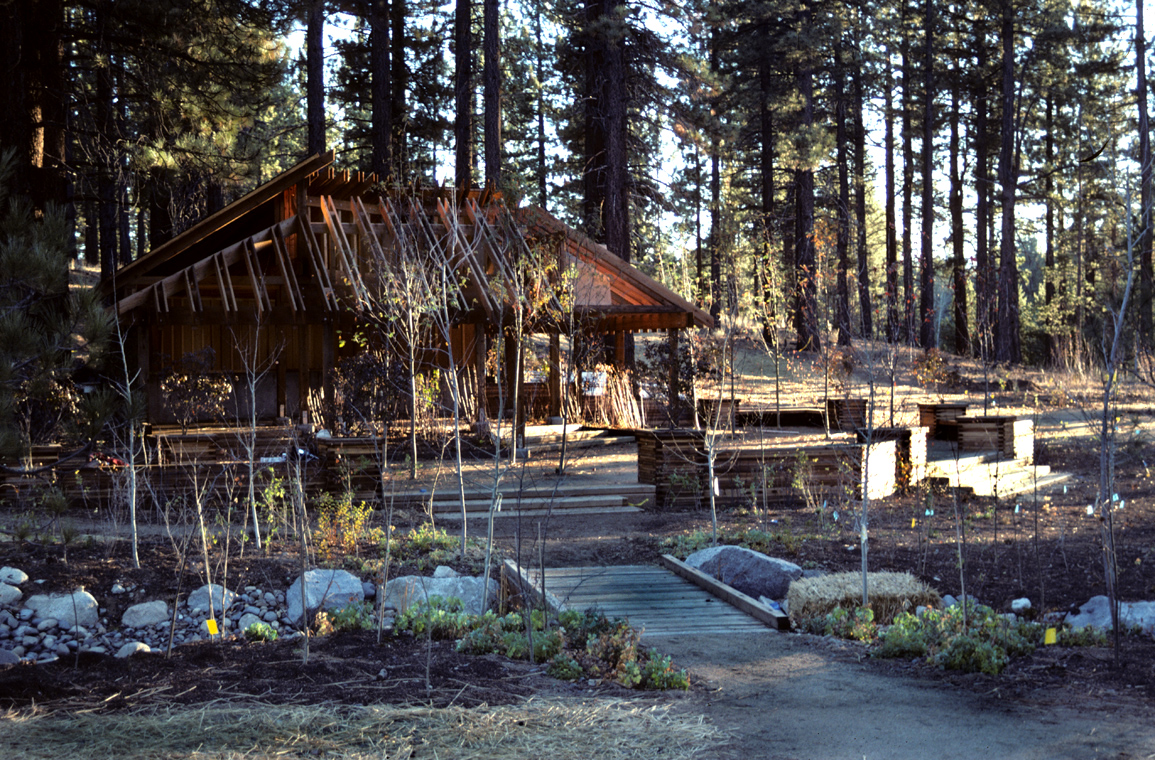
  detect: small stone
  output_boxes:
[432,566,461,578]
[84,645,107,655]
[237,613,263,633]
[262,611,278,623]
[37,618,58,631]
[19,608,33,621]
[264,592,277,605]
[111,583,127,595]
[42,635,57,649]
[22,636,38,648]
[11,646,25,657]
[55,644,70,657]
[1011,598,1032,614]
[0,649,19,665]
[115,642,150,658]
[362,582,377,599]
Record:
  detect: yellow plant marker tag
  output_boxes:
[911,518,917,528]
[206,619,219,636]
[1044,627,1056,645]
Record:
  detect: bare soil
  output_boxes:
[3,368,1155,756]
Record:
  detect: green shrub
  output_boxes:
[819,606,877,642]
[244,621,278,642]
[394,596,472,639]
[328,600,375,632]
[547,652,584,680]
[874,601,1039,674]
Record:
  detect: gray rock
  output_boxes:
[24,590,99,628]
[55,644,70,657]
[684,546,802,600]
[36,618,58,631]
[0,583,21,607]
[237,613,264,633]
[0,649,18,666]
[262,610,278,623]
[1066,596,1155,635]
[1011,598,1032,614]
[286,569,365,625]
[362,582,377,599]
[0,567,28,585]
[187,584,238,615]
[432,566,461,579]
[123,601,169,629]
[383,574,494,616]
[115,642,150,658]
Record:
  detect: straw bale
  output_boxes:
[787,571,940,626]
[0,698,723,760]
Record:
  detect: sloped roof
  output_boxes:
[105,155,712,333]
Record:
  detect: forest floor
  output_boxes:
[2,344,1155,758]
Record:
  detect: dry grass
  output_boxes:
[787,571,941,626]
[0,698,723,760]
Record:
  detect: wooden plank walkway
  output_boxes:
[521,565,773,638]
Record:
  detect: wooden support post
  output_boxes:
[276,329,287,419]
[474,324,488,431]
[614,331,626,369]
[298,325,310,423]
[667,328,680,427]
[549,332,561,419]
[322,320,336,414]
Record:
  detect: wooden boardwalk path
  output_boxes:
[516,564,775,638]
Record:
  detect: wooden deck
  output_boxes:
[511,564,775,638]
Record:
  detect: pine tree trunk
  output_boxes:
[760,64,778,344]
[996,3,1021,364]
[885,57,900,343]
[794,48,820,353]
[901,33,916,346]
[483,0,501,187]
[455,0,473,188]
[974,23,993,361]
[853,51,872,340]
[834,39,853,346]
[950,67,969,355]
[1044,95,1058,365]
[919,0,936,349]
[370,0,392,181]
[392,0,407,170]
[1138,0,1153,345]
[307,0,326,156]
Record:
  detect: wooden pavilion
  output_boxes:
[104,153,712,429]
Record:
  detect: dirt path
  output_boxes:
[657,631,1155,760]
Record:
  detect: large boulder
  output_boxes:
[286,569,365,625]
[187,584,238,616]
[684,545,803,600]
[1066,596,1155,636]
[384,574,495,616]
[122,600,169,629]
[24,590,99,628]
[0,567,28,585]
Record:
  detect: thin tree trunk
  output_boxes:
[392,0,407,171]
[1044,95,1058,365]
